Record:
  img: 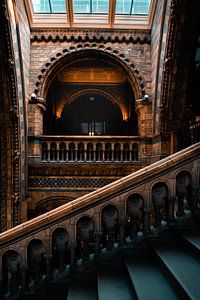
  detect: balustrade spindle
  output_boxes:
[40,139,139,163]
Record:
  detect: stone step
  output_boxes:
[174,227,200,255]
[150,239,200,300]
[67,272,97,300]
[125,250,179,300]
[97,259,136,300]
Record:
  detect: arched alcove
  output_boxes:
[43,55,138,136]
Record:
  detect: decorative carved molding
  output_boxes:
[33,44,147,100]
[160,0,179,134]
[0,0,21,229]
[30,29,151,44]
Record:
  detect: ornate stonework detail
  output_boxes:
[0,0,21,229]
[29,177,115,188]
[33,44,147,100]
[30,29,151,44]
[160,0,178,133]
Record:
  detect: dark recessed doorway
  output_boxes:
[60,93,127,135]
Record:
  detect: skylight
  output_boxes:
[116,0,151,15]
[74,0,109,14]
[31,0,150,15]
[29,0,156,29]
[32,0,66,14]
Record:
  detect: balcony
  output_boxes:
[30,135,140,163]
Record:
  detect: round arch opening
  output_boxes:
[44,56,138,136]
[55,93,136,135]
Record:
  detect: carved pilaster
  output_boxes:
[160,0,179,134]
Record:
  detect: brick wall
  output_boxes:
[29,32,151,98]
[16,0,30,102]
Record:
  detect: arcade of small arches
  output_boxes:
[1,169,198,294]
[41,141,139,162]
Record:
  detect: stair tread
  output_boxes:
[152,240,200,299]
[97,261,135,300]
[125,251,179,300]
[67,272,97,300]
[176,228,200,251]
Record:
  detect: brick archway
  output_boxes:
[34,44,147,101]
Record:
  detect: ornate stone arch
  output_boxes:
[33,44,147,101]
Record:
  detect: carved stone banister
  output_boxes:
[30,135,140,163]
[0,142,200,248]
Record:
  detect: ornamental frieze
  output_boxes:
[31,29,151,44]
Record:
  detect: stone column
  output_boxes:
[20,265,27,290]
[28,95,47,136]
[45,255,53,280]
[106,229,114,251]
[28,96,47,163]
[94,231,102,258]
[70,244,77,272]
[168,197,175,224]
[190,186,200,214]
[119,221,126,247]
[176,192,185,217]
[143,209,151,236]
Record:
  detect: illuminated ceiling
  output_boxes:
[25,0,156,29]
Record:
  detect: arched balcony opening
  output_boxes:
[101,205,119,250]
[76,216,95,261]
[68,142,75,161]
[87,143,94,161]
[50,142,57,161]
[77,143,84,161]
[126,194,144,239]
[152,183,169,226]
[52,228,70,272]
[2,250,21,296]
[59,142,66,161]
[176,171,192,217]
[27,239,46,284]
[105,143,112,161]
[114,143,121,161]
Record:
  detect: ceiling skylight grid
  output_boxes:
[29,0,155,29]
[32,0,66,14]
[73,0,109,14]
[115,0,151,15]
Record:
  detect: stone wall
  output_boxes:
[29,29,151,99]
[7,0,30,225]
[16,0,30,103]
[151,0,167,135]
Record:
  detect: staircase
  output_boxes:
[62,226,200,300]
[0,143,200,299]
[16,224,200,300]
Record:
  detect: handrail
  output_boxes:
[1,142,200,246]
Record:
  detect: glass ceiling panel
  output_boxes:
[31,0,151,15]
[51,0,66,13]
[116,0,151,15]
[32,0,66,13]
[116,0,132,15]
[32,0,51,13]
[73,0,109,14]
[132,0,150,14]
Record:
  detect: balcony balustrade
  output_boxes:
[37,136,139,163]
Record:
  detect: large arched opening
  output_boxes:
[43,53,139,136]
